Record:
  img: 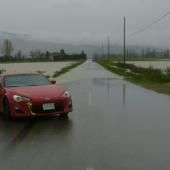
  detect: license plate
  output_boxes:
[43,103,55,111]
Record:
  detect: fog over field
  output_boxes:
[0,0,170,55]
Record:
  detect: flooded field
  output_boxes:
[127,61,170,70]
[0,62,74,77]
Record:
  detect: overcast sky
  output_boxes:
[0,0,170,47]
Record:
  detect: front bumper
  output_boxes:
[10,97,72,118]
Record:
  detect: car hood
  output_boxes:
[6,85,65,99]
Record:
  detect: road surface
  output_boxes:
[0,60,170,170]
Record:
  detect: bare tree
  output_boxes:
[16,50,22,59]
[1,39,14,58]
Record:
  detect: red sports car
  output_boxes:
[0,72,72,119]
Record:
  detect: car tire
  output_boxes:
[3,98,11,120]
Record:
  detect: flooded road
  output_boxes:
[1,60,170,170]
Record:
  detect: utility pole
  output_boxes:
[123,16,126,65]
[101,43,104,58]
[108,36,110,58]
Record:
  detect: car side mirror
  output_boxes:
[50,80,56,84]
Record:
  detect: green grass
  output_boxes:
[96,59,170,95]
[52,60,85,78]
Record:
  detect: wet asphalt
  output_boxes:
[1,60,170,170]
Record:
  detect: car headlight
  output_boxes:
[62,91,70,97]
[13,95,31,102]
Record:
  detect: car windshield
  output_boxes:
[4,74,50,87]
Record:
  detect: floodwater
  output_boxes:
[127,61,170,70]
[0,61,74,77]
[55,60,120,84]
[0,60,170,170]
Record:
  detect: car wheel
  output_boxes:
[3,99,11,120]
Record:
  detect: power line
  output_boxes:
[128,12,170,37]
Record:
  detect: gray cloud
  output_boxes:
[0,0,170,47]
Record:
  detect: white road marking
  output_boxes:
[88,92,93,106]
[86,168,94,170]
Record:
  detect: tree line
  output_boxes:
[93,48,170,60]
[126,48,170,59]
[0,39,87,62]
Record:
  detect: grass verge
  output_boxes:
[96,59,170,95]
[52,60,85,78]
